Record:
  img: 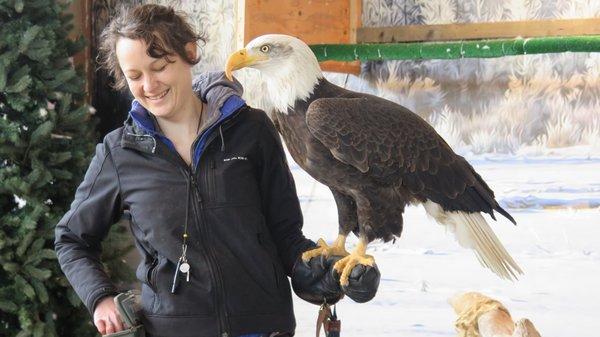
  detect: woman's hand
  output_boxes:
[291,255,381,305]
[291,255,345,305]
[93,296,124,335]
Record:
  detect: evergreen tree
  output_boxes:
[0,1,134,336]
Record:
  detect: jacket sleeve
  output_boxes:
[54,140,122,315]
[257,115,316,276]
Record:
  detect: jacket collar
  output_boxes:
[121,95,245,154]
[121,71,245,155]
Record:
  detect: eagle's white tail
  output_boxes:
[424,201,523,280]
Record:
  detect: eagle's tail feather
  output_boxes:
[495,204,517,225]
[424,201,523,281]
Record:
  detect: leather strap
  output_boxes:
[316,302,341,337]
[316,302,332,337]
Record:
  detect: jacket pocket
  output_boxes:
[209,158,217,201]
[258,231,288,296]
[148,256,159,291]
[201,155,220,203]
[273,262,281,289]
[206,206,287,315]
[206,149,260,205]
[257,217,289,298]
[137,256,159,313]
[148,253,215,316]
[136,255,158,288]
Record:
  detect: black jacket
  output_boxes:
[54,72,314,337]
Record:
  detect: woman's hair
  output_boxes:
[97,4,206,90]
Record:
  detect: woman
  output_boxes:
[54,4,378,337]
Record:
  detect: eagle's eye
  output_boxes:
[260,45,270,53]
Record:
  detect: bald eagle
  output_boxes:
[225,34,523,286]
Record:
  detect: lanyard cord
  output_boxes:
[183,177,191,245]
[183,101,202,245]
[172,177,192,294]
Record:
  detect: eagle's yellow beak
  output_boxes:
[225,48,267,81]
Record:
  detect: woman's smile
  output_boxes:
[145,88,170,102]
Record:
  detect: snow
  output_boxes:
[13,194,26,209]
[289,153,600,337]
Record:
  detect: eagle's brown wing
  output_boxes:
[306,96,515,223]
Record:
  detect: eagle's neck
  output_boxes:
[259,55,323,114]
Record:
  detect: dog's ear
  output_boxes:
[513,318,542,337]
[449,292,485,314]
[448,292,466,314]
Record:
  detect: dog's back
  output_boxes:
[449,292,542,337]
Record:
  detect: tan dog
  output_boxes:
[449,292,542,337]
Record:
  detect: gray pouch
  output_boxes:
[105,290,145,337]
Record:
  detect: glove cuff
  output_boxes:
[291,256,344,305]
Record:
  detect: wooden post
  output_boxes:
[235,0,361,75]
[67,0,93,104]
[357,18,600,43]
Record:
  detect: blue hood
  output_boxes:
[128,71,245,168]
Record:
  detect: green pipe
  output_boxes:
[309,35,600,61]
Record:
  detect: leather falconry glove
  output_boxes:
[291,255,380,305]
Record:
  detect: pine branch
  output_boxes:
[0,1,134,336]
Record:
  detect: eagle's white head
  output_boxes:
[225,34,323,114]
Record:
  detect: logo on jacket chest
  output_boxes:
[223,156,248,162]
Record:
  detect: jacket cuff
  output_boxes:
[87,286,120,316]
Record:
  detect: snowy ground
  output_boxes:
[289,154,600,337]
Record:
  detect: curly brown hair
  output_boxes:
[97,4,206,90]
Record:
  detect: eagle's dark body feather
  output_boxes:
[272,78,515,243]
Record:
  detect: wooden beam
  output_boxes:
[319,60,360,75]
[349,0,361,44]
[342,0,361,74]
[358,18,600,43]
[242,0,357,45]
[237,0,361,74]
[234,0,246,50]
[67,0,92,104]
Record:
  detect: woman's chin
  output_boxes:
[149,108,175,119]
[143,100,175,119]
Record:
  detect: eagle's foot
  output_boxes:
[301,237,349,262]
[333,239,374,286]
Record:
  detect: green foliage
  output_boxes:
[0,1,135,336]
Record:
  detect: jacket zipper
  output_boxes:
[187,113,242,337]
[188,172,230,337]
[147,108,243,337]
[177,164,230,336]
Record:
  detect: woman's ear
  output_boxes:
[185,42,198,61]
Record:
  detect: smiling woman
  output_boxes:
[97,5,206,163]
[54,4,378,337]
[114,38,198,121]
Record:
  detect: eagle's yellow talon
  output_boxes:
[301,235,350,262]
[334,253,375,286]
[333,238,374,286]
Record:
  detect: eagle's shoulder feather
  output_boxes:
[305,95,450,178]
[305,95,513,222]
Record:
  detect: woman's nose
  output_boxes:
[142,74,159,93]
